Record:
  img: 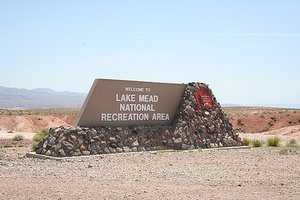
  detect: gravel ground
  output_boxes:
[0,130,35,140]
[0,146,299,200]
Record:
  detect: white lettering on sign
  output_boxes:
[101,113,149,121]
[138,95,158,102]
[125,87,144,92]
[152,113,170,120]
[116,94,136,102]
[100,87,170,122]
[120,104,155,112]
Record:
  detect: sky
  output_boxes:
[0,0,300,107]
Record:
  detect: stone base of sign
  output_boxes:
[35,82,243,157]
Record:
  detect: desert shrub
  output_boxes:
[33,128,49,142]
[12,134,24,141]
[267,136,280,147]
[237,119,244,126]
[32,143,38,151]
[268,121,274,127]
[286,139,298,148]
[252,139,263,147]
[242,138,251,146]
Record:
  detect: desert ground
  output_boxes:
[0,107,299,199]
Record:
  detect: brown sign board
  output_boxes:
[77,79,186,127]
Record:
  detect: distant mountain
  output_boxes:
[0,86,87,109]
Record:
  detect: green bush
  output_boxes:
[267,136,281,147]
[286,139,298,148]
[252,139,263,147]
[242,138,251,146]
[12,134,24,141]
[32,143,38,151]
[33,128,49,142]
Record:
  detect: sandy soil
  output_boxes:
[0,108,78,132]
[0,130,35,140]
[0,146,299,200]
[224,107,300,134]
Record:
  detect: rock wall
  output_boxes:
[36,83,242,157]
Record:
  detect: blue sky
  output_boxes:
[0,0,299,107]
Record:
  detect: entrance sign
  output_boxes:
[194,89,213,110]
[77,79,186,126]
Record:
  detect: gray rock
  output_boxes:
[43,140,48,149]
[70,135,77,141]
[185,105,195,116]
[174,138,182,145]
[62,141,74,150]
[181,143,190,150]
[90,128,97,137]
[123,146,131,152]
[137,146,145,152]
[115,135,122,141]
[76,127,82,132]
[82,150,90,156]
[58,149,66,157]
[108,147,116,153]
[132,147,138,152]
[54,128,61,134]
[110,143,118,149]
[70,127,77,134]
[46,150,52,156]
[109,137,117,143]
[78,131,87,137]
[57,136,67,145]
[103,147,110,154]
[131,140,139,148]
[100,141,106,148]
[54,144,62,152]
[78,138,84,146]
[74,149,81,156]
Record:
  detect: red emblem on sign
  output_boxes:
[194,89,213,110]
